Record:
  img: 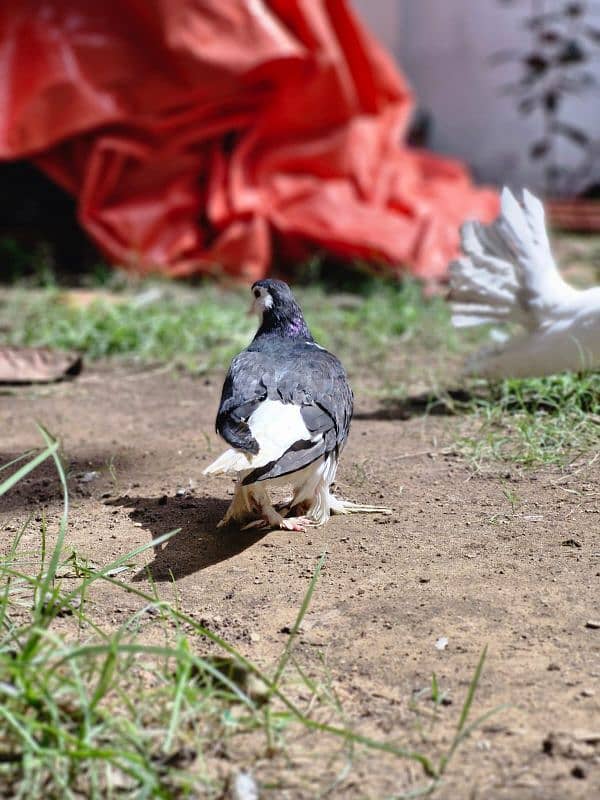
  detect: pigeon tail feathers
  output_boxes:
[450,187,577,331]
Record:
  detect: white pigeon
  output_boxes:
[449,187,600,379]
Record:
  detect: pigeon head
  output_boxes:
[250,279,313,340]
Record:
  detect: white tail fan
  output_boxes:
[203,399,312,476]
[449,188,600,378]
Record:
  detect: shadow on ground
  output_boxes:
[108,494,269,581]
[354,388,475,421]
[0,450,131,512]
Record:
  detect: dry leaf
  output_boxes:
[0,346,82,383]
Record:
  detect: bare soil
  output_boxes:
[1,363,599,799]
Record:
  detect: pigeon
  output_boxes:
[449,187,600,379]
[203,279,389,531]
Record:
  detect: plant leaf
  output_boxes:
[524,53,549,74]
[584,26,600,44]
[556,40,586,64]
[553,122,589,147]
[530,140,550,159]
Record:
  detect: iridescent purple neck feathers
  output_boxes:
[254,303,312,341]
[251,279,313,342]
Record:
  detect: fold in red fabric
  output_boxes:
[0,0,499,280]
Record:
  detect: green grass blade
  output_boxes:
[164,639,192,752]
[456,645,487,734]
[0,441,58,496]
[0,449,36,473]
[437,646,494,776]
[272,551,326,690]
[35,426,69,617]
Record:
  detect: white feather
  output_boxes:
[450,187,600,378]
[203,399,312,476]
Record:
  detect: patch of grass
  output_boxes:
[301,280,455,365]
[0,437,495,798]
[0,238,57,287]
[0,285,252,371]
[0,279,453,373]
[458,372,600,467]
[5,273,596,468]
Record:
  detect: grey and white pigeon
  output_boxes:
[449,187,600,379]
[203,279,389,531]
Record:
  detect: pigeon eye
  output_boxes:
[253,289,260,299]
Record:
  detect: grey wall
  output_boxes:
[353,0,600,194]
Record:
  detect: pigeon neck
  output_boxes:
[254,304,313,342]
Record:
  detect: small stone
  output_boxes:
[514,775,540,789]
[435,636,449,651]
[547,663,561,671]
[79,471,98,483]
[228,771,259,800]
[561,538,582,548]
[585,620,600,629]
[573,730,600,744]
[580,688,595,698]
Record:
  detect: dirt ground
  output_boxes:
[1,362,599,799]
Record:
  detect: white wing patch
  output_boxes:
[203,399,312,476]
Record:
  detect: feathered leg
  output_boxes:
[237,484,314,532]
[289,455,392,525]
[216,478,256,528]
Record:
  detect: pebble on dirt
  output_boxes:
[228,771,259,800]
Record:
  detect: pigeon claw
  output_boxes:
[240,513,314,533]
[240,519,268,531]
[279,516,313,532]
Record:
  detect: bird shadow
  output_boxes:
[0,449,133,512]
[354,388,477,421]
[354,380,581,422]
[107,494,269,582]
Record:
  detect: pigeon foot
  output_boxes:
[280,516,314,532]
[241,513,313,532]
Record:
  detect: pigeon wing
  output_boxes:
[215,350,272,454]
[243,345,353,483]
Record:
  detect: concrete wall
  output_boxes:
[353,0,600,194]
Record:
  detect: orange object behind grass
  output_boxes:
[0,0,498,281]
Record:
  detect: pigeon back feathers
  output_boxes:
[204,280,352,484]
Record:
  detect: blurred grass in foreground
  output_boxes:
[0,437,493,798]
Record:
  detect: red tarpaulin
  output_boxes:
[0,0,498,281]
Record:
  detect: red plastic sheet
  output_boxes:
[0,0,499,280]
